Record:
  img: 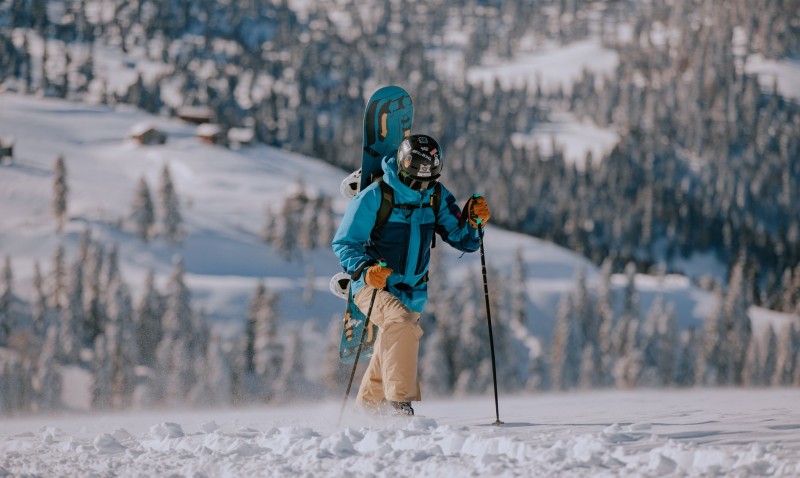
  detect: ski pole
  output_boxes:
[337,271,381,425]
[473,195,503,426]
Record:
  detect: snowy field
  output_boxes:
[2,389,799,477]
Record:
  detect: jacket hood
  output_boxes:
[382,156,433,205]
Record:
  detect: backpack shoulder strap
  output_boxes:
[374,179,394,231]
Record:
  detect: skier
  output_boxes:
[332,134,491,415]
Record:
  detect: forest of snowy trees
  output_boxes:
[1,0,799,414]
[2,232,800,416]
[1,0,798,311]
[0,0,800,311]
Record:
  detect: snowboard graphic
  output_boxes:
[339,285,375,363]
[338,86,413,363]
[360,85,414,191]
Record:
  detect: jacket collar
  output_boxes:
[382,156,431,204]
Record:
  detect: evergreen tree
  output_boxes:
[252,284,282,401]
[724,256,753,385]
[136,271,163,367]
[32,262,50,337]
[159,164,184,242]
[52,155,68,232]
[59,259,85,363]
[50,244,67,312]
[274,328,307,401]
[743,335,762,387]
[107,281,138,409]
[421,324,454,397]
[321,315,345,395]
[0,257,16,347]
[551,294,582,390]
[673,328,698,387]
[83,242,106,347]
[32,326,62,411]
[91,334,113,409]
[773,323,797,386]
[131,176,155,241]
[762,325,778,386]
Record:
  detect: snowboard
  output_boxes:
[360,85,414,191]
[338,86,413,363]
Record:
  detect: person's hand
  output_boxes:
[465,195,491,228]
[364,262,392,289]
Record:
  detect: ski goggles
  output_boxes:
[399,170,440,190]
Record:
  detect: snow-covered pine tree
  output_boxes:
[510,248,527,326]
[52,155,68,232]
[32,325,62,411]
[107,281,138,409]
[252,284,282,401]
[551,293,582,390]
[60,259,85,363]
[421,323,454,397]
[320,315,345,395]
[135,270,163,367]
[698,287,726,386]
[743,335,762,387]
[154,258,195,403]
[453,270,492,394]
[596,258,616,386]
[0,257,16,347]
[613,263,641,360]
[83,242,106,347]
[32,262,50,337]
[526,338,552,392]
[315,196,336,250]
[130,176,155,241]
[103,243,121,292]
[773,323,797,386]
[273,328,306,401]
[50,244,67,311]
[723,255,752,385]
[164,337,194,404]
[189,333,233,406]
[761,325,778,386]
[159,164,184,243]
[91,334,113,409]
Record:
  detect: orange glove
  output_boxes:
[465,195,491,227]
[364,263,392,289]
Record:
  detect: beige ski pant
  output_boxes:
[354,287,423,404]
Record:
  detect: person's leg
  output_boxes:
[353,288,423,404]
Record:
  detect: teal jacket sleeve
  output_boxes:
[434,185,481,253]
[331,184,382,275]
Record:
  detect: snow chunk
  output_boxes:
[93,434,126,454]
[149,422,185,440]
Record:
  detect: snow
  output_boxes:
[467,40,619,95]
[745,54,800,102]
[2,389,799,476]
[510,112,620,170]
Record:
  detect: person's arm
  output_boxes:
[433,185,482,253]
[332,185,381,275]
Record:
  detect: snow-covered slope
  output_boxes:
[0,93,703,336]
[2,389,799,476]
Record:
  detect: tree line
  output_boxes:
[3,235,799,416]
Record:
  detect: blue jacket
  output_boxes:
[332,156,481,312]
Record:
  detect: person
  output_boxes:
[332,134,491,415]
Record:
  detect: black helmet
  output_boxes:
[396,134,443,190]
